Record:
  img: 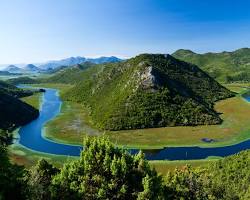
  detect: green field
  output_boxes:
[21,92,42,109]
[150,159,216,175]
[44,101,100,145]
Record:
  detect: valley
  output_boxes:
[4,57,250,169]
[2,52,250,199]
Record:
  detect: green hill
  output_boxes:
[6,62,97,85]
[172,48,250,82]
[40,62,96,84]
[63,54,234,131]
[0,81,39,130]
[6,76,40,85]
[0,80,34,98]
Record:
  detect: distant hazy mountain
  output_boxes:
[0,56,123,72]
[38,56,86,70]
[38,56,122,70]
[86,56,122,64]
[24,64,40,72]
[4,65,23,73]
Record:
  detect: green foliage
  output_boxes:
[26,159,59,200]
[50,137,164,200]
[0,129,12,145]
[1,138,250,199]
[38,62,97,84]
[207,150,250,199]
[0,146,27,200]
[0,80,34,98]
[0,81,39,130]
[6,76,40,85]
[63,54,234,130]
[164,150,250,200]
[164,166,214,200]
[172,48,250,83]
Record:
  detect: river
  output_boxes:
[17,86,250,160]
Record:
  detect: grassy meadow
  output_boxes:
[21,92,41,109]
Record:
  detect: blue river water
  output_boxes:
[18,87,250,160]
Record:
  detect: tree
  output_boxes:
[26,159,59,200]
[0,129,12,146]
[50,137,164,200]
[0,146,27,200]
[164,166,216,200]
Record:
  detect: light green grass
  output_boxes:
[8,143,78,168]
[149,158,217,175]
[44,101,101,145]
[30,83,73,94]
[21,93,42,109]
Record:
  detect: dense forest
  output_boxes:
[1,136,249,200]
[62,54,234,130]
[0,81,39,130]
[172,48,250,83]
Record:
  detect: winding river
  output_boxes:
[17,86,250,160]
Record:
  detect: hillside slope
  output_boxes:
[172,48,250,82]
[0,81,39,130]
[40,62,97,84]
[64,54,234,130]
[6,62,99,85]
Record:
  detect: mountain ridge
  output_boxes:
[172,47,250,82]
[63,54,234,130]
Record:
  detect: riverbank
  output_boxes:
[8,141,217,173]
[8,83,250,169]
[32,83,250,150]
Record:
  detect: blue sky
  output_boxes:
[0,0,250,64]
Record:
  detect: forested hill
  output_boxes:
[0,80,34,97]
[172,48,250,82]
[39,62,97,84]
[0,81,39,130]
[63,54,234,131]
[6,62,100,85]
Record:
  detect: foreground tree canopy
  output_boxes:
[0,137,250,200]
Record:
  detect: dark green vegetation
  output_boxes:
[173,48,250,83]
[1,137,250,200]
[6,76,39,85]
[63,54,234,130]
[164,150,250,200]
[0,81,39,130]
[0,129,13,146]
[0,146,27,200]
[0,80,33,97]
[40,62,96,84]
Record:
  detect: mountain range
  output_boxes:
[39,56,122,70]
[63,54,234,130]
[1,56,122,73]
[172,48,250,82]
